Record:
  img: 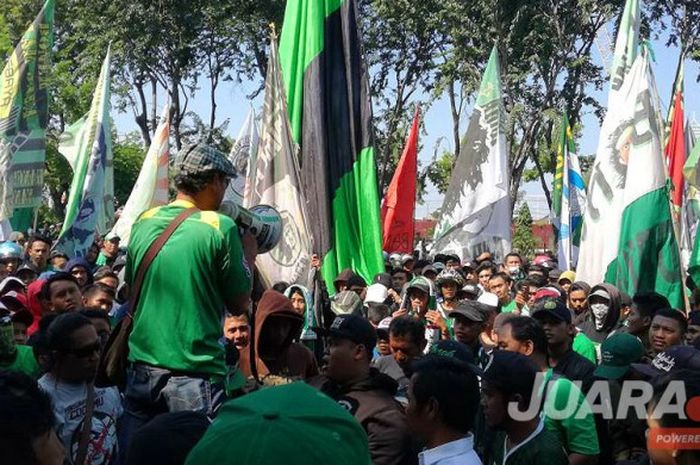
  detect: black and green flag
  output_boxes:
[279,0,384,287]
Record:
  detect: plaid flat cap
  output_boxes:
[176,143,237,177]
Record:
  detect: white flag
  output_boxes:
[249,32,313,286]
[107,103,170,245]
[225,108,259,206]
[576,0,640,284]
[432,47,511,261]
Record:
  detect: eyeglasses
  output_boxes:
[67,341,101,358]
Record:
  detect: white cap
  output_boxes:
[378,316,392,330]
[477,292,499,308]
[364,283,388,304]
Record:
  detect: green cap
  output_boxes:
[594,333,645,379]
[185,382,372,465]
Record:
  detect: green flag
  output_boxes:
[0,0,55,230]
[279,0,384,286]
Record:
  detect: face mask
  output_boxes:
[590,303,609,330]
[508,266,520,275]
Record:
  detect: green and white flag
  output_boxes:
[248,31,313,287]
[0,0,55,230]
[432,46,511,261]
[56,47,113,257]
[577,0,640,284]
[604,50,683,308]
[107,102,170,246]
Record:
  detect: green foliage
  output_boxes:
[113,139,146,206]
[425,150,456,195]
[512,202,537,259]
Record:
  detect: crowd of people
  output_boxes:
[1,143,700,465]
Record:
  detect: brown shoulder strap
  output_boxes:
[128,207,198,318]
[74,382,95,465]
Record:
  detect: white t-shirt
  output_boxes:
[38,374,122,465]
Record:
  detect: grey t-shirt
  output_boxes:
[38,374,122,465]
[373,355,409,404]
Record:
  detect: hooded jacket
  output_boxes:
[283,284,317,342]
[579,283,622,344]
[309,368,415,465]
[64,257,94,286]
[239,290,318,384]
[26,279,46,337]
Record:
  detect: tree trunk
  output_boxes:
[134,79,152,149]
[170,78,183,150]
[150,77,157,134]
[448,79,461,161]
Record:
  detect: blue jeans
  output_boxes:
[118,363,225,461]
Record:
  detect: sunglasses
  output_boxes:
[67,341,101,358]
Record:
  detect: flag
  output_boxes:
[56,47,112,257]
[665,59,685,212]
[248,30,313,287]
[279,0,384,286]
[0,0,55,231]
[551,112,586,270]
[381,106,420,254]
[432,46,511,261]
[225,107,259,206]
[604,50,683,309]
[107,102,170,246]
[577,0,640,284]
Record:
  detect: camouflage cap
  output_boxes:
[175,143,237,177]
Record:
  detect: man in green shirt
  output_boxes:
[482,350,568,465]
[0,311,40,378]
[496,316,600,465]
[122,143,257,448]
[489,272,518,314]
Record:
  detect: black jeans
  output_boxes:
[118,363,225,460]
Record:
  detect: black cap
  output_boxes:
[347,274,367,289]
[483,350,539,397]
[313,315,377,351]
[631,346,700,379]
[531,298,572,324]
[373,272,392,289]
[429,340,483,376]
[449,300,486,323]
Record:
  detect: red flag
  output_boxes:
[381,106,420,253]
[665,90,685,209]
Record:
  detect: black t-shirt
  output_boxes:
[552,348,596,393]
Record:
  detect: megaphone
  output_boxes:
[219,201,283,253]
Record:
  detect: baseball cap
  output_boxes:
[421,265,437,277]
[531,298,572,324]
[483,351,539,397]
[364,283,388,304]
[401,254,414,265]
[594,333,645,379]
[347,274,367,289]
[588,288,611,301]
[631,346,700,379]
[459,283,481,298]
[548,269,562,280]
[185,383,372,465]
[429,340,483,376]
[372,272,392,289]
[313,314,377,351]
[49,250,68,260]
[376,316,392,339]
[532,286,561,302]
[330,291,363,316]
[433,262,445,272]
[449,300,486,323]
[558,270,576,284]
[16,263,38,276]
[176,143,236,177]
[0,277,25,295]
[406,276,431,295]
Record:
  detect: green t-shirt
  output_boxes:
[572,332,597,364]
[502,300,517,313]
[0,345,40,378]
[490,421,569,465]
[127,200,252,377]
[543,369,600,456]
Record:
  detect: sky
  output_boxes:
[112,22,700,221]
